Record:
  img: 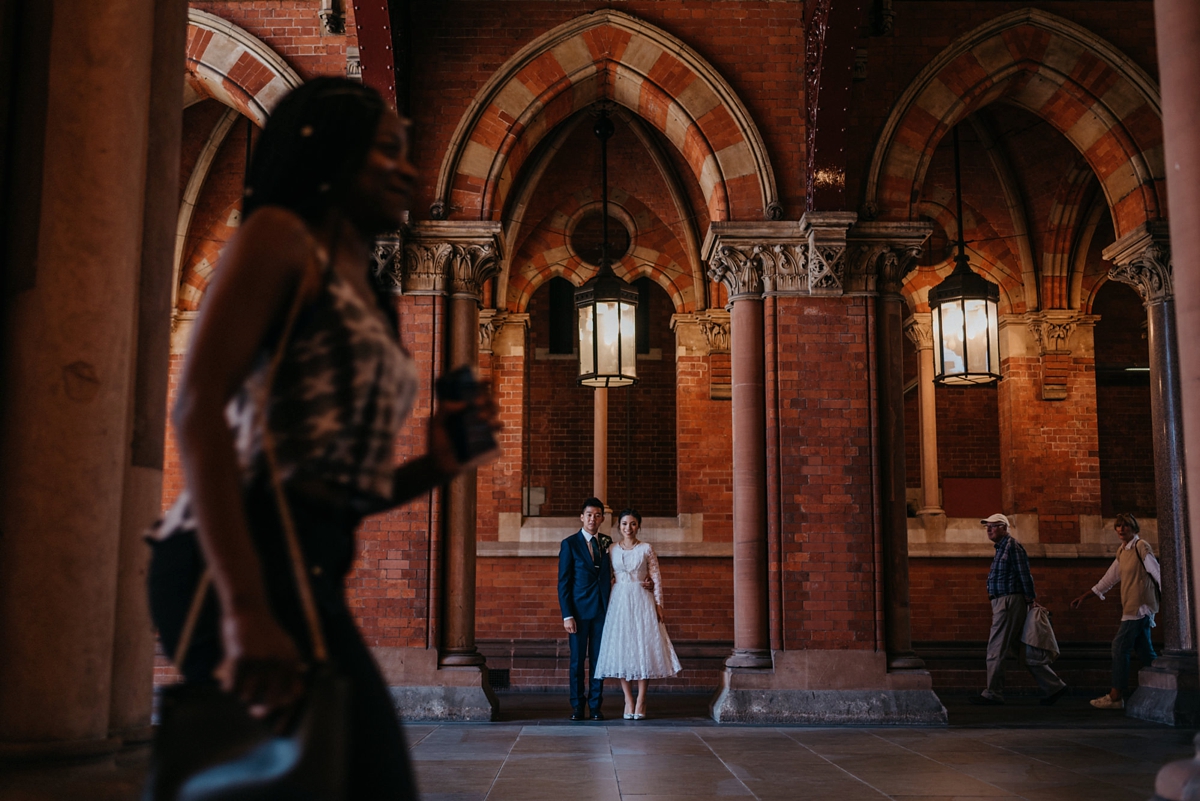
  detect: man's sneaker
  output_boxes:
[1090,694,1124,709]
[967,693,1005,706]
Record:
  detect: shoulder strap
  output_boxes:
[173,245,331,670]
[1135,539,1161,591]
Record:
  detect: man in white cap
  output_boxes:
[1070,512,1160,709]
[970,513,1067,706]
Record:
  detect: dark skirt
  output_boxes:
[148,483,418,800]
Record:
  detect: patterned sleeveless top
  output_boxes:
[151,258,418,540]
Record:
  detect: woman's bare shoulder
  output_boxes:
[234,207,317,265]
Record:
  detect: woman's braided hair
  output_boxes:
[243,77,399,325]
[243,77,386,227]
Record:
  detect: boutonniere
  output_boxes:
[597,534,613,554]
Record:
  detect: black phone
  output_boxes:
[435,365,498,463]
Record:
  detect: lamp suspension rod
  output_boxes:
[953,125,966,262]
[600,110,610,268]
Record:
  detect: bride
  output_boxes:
[594,509,681,719]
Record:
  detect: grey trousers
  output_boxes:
[983,594,1066,701]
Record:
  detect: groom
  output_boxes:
[558,497,612,720]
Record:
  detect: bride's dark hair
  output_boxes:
[616,509,642,525]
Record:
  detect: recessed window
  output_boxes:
[548,277,575,355]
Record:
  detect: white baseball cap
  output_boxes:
[980,513,1011,527]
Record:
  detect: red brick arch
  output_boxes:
[185,9,302,126]
[433,9,778,224]
[865,9,1164,240]
[508,193,695,314]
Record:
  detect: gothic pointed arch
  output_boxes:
[185,9,303,126]
[864,9,1164,241]
[431,10,779,224]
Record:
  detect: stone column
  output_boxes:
[876,246,925,669]
[705,230,772,670]
[849,221,931,670]
[417,225,502,668]
[109,0,188,744]
[1105,224,1199,726]
[903,314,946,524]
[0,0,156,757]
[594,388,608,503]
[1138,1,1200,791]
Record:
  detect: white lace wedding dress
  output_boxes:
[594,541,681,680]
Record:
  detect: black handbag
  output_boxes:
[144,260,350,801]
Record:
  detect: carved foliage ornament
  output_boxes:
[707,244,766,300]
[372,231,404,291]
[698,311,731,354]
[447,243,500,299]
[401,242,451,295]
[765,244,806,294]
[903,315,933,350]
[1109,243,1172,304]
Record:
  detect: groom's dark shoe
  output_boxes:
[570,708,586,721]
[590,709,605,721]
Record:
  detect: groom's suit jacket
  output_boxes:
[557,530,612,622]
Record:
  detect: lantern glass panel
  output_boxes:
[595,301,620,375]
[940,299,967,377]
[578,304,594,377]
[964,299,991,374]
[620,302,636,381]
[987,302,1000,373]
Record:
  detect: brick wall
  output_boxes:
[346,294,446,649]
[1092,281,1155,516]
[998,351,1101,543]
[910,557,1152,644]
[773,296,879,650]
[937,384,1002,481]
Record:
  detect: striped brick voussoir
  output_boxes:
[868,9,1165,240]
[435,10,778,225]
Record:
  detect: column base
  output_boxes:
[373,646,498,722]
[709,650,947,725]
[1128,654,1200,728]
[888,652,927,670]
[725,648,773,669]
[440,649,487,667]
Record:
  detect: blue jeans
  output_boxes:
[1112,617,1156,695]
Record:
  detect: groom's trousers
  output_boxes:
[569,615,605,712]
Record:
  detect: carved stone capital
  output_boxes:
[903,312,933,350]
[1103,221,1172,305]
[372,229,404,293]
[703,222,809,301]
[706,243,767,301]
[1025,311,1099,357]
[479,309,504,354]
[401,221,505,299]
[846,220,932,295]
[671,310,731,356]
[1001,311,1099,358]
[698,310,731,354]
[801,211,857,295]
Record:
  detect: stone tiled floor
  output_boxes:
[404,693,1197,801]
[2,693,1194,800]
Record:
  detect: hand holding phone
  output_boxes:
[435,365,499,464]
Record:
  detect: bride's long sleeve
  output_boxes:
[647,545,664,607]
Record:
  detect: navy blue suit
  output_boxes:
[558,530,611,713]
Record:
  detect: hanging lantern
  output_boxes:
[576,110,638,388]
[930,126,1001,386]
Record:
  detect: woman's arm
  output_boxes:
[172,207,321,710]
